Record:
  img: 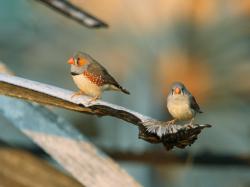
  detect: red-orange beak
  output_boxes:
[68,57,74,65]
[174,87,181,94]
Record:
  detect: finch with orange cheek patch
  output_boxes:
[68,51,130,103]
[167,82,203,125]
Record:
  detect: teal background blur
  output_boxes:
[0,0,250,186]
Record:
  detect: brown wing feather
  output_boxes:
[190,95,203,113]
[86,62,130,94]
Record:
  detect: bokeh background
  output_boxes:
[0,0,250,186]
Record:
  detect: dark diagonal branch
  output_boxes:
[0,73,211,150]
[35,0,108,28]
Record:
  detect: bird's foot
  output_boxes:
[167,119,176,125]
[187,118,195,128]
[87,95,100,105]
[71,91,84,99]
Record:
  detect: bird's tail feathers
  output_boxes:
[116,85,130,95]
[120,87,130,95]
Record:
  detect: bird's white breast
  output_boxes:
[167,95,195,121]
[72,74,102,97]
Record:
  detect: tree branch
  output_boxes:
[0,73,211,150]
[106,150,250,167]
[35,0,108,28]
[2,144,249,168]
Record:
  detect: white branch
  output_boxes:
[0,73,211,150]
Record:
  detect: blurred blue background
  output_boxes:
[0,0,250,186]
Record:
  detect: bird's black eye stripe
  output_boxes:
[76,57,80,65]
[181,88,184,94]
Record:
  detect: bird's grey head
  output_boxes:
[67,51,93,75]
[169,82,190,96]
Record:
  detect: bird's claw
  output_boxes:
[167,119,176,125]
[187,118,195,128]
[71,91,84,99]
[87,96,100,105]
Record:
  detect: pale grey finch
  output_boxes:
[167,82,202,124]
[68,52,130,103]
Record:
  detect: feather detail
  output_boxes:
[116,85,130,94]
[86,62,130,94]
[83,70,104,86]
[190,95,203,113]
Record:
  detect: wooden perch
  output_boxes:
[35,0,108,28]
[0,73,211,150]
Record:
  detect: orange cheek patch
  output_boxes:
[78,58,88,66]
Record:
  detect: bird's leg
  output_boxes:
[88,95,101,105]
[188,118,195,128]
[71,90,84,99]
[168,119,176,125]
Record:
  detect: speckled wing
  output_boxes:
[86,62,130,94]
[189,95,203,113]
